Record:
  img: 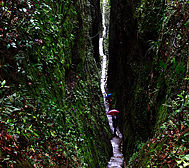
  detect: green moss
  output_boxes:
[155,101,168,128]
[131,136,171,167]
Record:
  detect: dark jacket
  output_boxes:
[112,115,118,128]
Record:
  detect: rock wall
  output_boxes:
[0,0,112,167]
[89,0,101,64]
[108,0,153,161]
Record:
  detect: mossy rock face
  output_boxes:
[0,0,112,167]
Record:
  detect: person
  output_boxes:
[112,113,118,136]
[106,93,112,110]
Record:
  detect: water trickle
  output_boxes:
[99,1,124,167]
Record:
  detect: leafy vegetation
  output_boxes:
[127,91,189,167]
[0,0,112,167]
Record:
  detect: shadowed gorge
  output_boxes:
[108,0,150,161]
[108,0,189,167]
[1,0,189,167]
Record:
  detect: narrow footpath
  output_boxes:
[100,35,124,168]
[106,107,124,168]
[100,1,124,167]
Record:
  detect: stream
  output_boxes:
[99,0,124,167]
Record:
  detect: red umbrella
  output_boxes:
[108,109,119,115]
